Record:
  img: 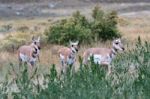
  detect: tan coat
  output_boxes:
[58,47,72,62]
[18,45,35,59]
[18,44,39,65]
[83,48,113,65]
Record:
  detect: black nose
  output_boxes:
[76,48,78,52]
[122,47,125,51]
[38,46,41,50]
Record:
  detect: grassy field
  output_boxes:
[0,38,150,99]
[0,14,150,66]
[0,4,150,98]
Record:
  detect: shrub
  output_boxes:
[91,6,121,41]
[0,32,43,52]
[45,6,121,45]
[0,32,28,52]
[17,26,29,32]
[45,11,91,45]
[0,24,12,33]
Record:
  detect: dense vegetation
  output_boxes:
[0,38,150,99]
[45,6,120,45]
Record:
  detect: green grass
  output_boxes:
[0,38,150,99]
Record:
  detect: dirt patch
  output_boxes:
[0,1,150,19]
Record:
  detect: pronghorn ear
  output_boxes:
[113,38,120,42]
[69,40,72,45]
[76,41,79,45]
[116,38,121,42]
[32,36,35,41]
[112,38,117,44]
[113,37,117,41]
[37,36,40,42]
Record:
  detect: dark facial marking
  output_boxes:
[122,47,125,51]
[34,42,37,45]
[38,46,41,50]
[32,53,36,58]
[32,47,38,57]
[75,48,78,52]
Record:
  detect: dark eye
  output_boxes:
[72,45,74,47]
[115,42,119,44]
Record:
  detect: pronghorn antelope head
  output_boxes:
[31,36,41,50]
[112,38,125,53]
[69,40,79,53]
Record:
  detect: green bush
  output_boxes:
[0,32,45,52]
[91,6,120,41]
[45,11,91,45]
[45,6,121,45]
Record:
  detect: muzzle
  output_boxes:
[122,47,125,51]
[75,48,78,52]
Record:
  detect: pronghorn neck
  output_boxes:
[113,46,119,53]
[30,43,40,57]
[70,47,77,54]
[30,43,39,50]
[30,42,35,47]
[110,47,118,58]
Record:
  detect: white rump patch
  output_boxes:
[20,53,36,62]
[67,57,75,65]
[20,53,29,62]
[88,54,102,64]
[93,54,102,64]
[88,54,112,65]
[60,54,65,60]
[60,54,75,65]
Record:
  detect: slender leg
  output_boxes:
[19,58,22,70]
[61,60,65,74]
[107,65,112,75]
[27,62,34,77]
[64,64,67,74]
[83,58,88,65]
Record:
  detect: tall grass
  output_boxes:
[0,39,150,99]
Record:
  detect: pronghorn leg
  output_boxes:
[19,61,22,66]
[83,58,88,65]
[71,64,75,74]
[19,61,22,70]
[64,64,67,74]
[61,60,65,74]
[107,65,112,75]
[72,59,76,73]
[72,64,75,71]
[18,58,22,70]
[27,62,34,77]
[105,65,112,79]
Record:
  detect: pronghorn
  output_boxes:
[18,36,41,68]
[83,38,124,73]
[58,41,79,73]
